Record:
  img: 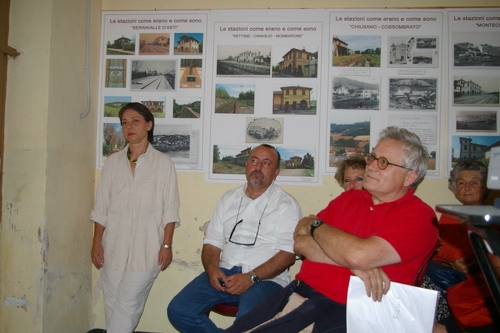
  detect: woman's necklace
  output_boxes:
[127,147,145,164]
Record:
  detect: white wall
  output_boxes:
[2,0,497,332]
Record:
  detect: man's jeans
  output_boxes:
[167,266,283,333]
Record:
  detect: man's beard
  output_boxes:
[248,171,264,186]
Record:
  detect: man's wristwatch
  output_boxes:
[249,270,260,285]
[310,219,323,237]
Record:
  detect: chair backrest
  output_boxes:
[413,238,440,286]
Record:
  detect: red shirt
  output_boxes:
[296,188,438,304]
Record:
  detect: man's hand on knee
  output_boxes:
[224,273,253,295]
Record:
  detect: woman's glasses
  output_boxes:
[229,198,267,246]
[365,153,413,171]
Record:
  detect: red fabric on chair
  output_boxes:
[206,303,239,317]
[447,274,496,330]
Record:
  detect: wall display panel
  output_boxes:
[206,10,327,184]
[447,9,500,173]
[327,10,443,177]
[97,11,209,170]
[96,8,499,184]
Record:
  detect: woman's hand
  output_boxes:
[91,241,104,269]
[159,247,173,271]
[450,257,476,275]
[351,267,391,302]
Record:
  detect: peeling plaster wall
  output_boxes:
[1,0,51,330]
[1,0,100,332]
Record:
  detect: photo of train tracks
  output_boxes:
[214,83,254,114]
[453,76,499,106]
[216,45,271,77]
[131,60,176,91]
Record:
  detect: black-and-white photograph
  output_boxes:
[152,125,191,159]
[332,76,380,110]
[131,60,176,91]
[416,37,438,49]
[456,110,497,131]
[453,32,500,67]
[245,117,284,144]
[216,45,271,77]
[388,36,438,67]
[272,46,318,77]
[453,76,499,106]
[273,85,316,115]
[388,78,437,110]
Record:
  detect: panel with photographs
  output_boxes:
[447,10,500,173]
[207,11,324,184]
[98,11,208,170]
[328,11,443,176]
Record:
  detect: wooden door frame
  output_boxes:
[0,0,12,221]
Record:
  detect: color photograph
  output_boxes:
[131,96,166,118]
[174,33,203,55]
[332,35,381,67]
[212,145,314,177]
[179,59,202,88]
[273,85,316,115]
[214,83,254,114]
[102,123,126,159]
[329,114,370,168]
[103,96,131,117]
[105,34,136,55]
[451,135,500,166]
[173,97,201,118]
[272,45,318,77]
[139,33,170,55]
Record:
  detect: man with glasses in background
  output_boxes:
[225,126,439,333]
[168,144,302,333]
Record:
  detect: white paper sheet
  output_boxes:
[346,276,438,333]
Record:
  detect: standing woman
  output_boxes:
[90,102,180,333]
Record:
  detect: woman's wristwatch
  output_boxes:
[162,244,172,249]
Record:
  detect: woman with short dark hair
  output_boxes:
[90,102,180,333]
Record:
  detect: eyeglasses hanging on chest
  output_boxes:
[229,197,268,246]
